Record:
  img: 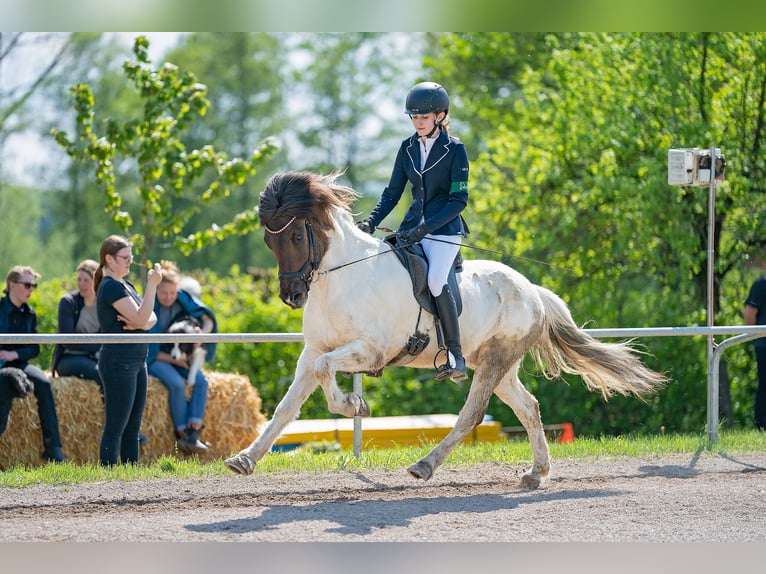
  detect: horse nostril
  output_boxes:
[289,291,306,309]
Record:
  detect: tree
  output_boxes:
[163,33,289,271]
[437,32,766,433]
[52,36,278,279]
[291,33,422,195]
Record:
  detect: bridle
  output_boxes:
[264,216,320,292]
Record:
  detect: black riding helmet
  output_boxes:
[404,81,449,116]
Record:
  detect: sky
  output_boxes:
[0,32,185,188]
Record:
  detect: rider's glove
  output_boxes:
[356,219,374,234]
[401,222,430,244]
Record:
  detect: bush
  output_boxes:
[28,265,761,436]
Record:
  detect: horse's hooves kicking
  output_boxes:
[407,460,433,481]
[224,453,256,475]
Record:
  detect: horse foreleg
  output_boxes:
[225,349,319,476]
[493,368,551,489]
[407,371,499,481]
[314,341,380,418]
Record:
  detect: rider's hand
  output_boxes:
[356,219,374,234]
[401,222,429,244]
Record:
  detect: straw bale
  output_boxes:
[0,371,266,469]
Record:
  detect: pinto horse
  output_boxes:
[224,171,667,488]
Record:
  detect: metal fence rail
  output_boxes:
[3,325,766,449]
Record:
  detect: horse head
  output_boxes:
[259,171,359,309]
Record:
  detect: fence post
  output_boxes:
[352,373,363,458]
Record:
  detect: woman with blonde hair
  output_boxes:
[0,264,68,462]
[147,260,217,454]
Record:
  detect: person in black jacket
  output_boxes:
[357,81,470,382]
[0,265,68,462]
[745,273,766,430]
[51,259,103,392]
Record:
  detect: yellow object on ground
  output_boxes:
[272,413,507,451]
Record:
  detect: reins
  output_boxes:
[377,227,577,274]
[267,216,574,291]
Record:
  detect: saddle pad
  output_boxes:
[383,234,462,317]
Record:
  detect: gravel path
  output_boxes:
[2,451,765,543]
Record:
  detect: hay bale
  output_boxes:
[0,371,266,469]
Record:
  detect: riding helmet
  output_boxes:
[404,82,449,115]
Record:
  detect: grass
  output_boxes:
[1,429,764,488]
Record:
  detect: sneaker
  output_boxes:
[177,427,209,455]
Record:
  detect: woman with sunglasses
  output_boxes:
[0,265,68,462]
[94,236,162,466]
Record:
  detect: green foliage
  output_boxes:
[50,36,278,275]
[426,32,766,434]
[8,33,766,439]
[0,183,73,279]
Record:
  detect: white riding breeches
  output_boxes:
[422,234,462,296]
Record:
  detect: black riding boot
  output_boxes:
[433,285,468,382]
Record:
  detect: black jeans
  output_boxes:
[23,364,63,455]
[754,346,766,429]
[0,381,12,436]
[57,353,104,394]
[97,345,148,466]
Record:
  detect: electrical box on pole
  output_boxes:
[668,148,725,187]
[668,145,727,443]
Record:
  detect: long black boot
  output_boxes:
[433,285,468,382]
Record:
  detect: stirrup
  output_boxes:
[434,351,467,382]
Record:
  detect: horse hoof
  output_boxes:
[520,468,549,490]
[351,393,371,417]
[224,453,255,475]
[407,460,433,481]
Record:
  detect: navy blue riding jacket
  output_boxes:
[367,129,470,236]
[0,295,40,368]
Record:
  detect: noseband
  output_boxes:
[265,216,320,292]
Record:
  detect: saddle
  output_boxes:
[346,235,464,378]
[383,234,462,317]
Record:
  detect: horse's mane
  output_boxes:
[259,171,359,232]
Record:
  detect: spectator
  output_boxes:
[148,260,217,454]
[51,259,103,392]
[95,235,161,466]
[0,265,68,462]
[744,272,766,431]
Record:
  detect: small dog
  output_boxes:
[165,316,207,386]
[0,366,34,398]
[0,366,34,436]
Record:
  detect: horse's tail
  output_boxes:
[531,286,668,399]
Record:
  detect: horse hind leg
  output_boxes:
[493,367,551,489]
[407,366,501,481]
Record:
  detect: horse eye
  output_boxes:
[294,232,304,241]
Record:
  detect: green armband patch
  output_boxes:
[450,181,468,194]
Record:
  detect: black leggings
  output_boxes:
[97,345,148,466]
[754,346,766,428]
